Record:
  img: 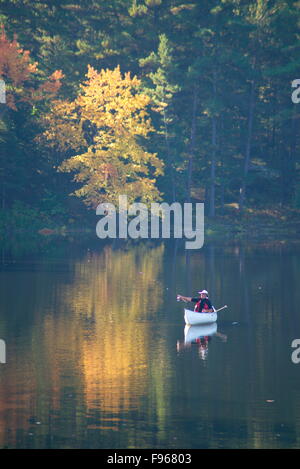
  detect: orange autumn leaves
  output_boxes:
[41,65,164,207]
[0,26,63,110]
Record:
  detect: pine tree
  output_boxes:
[139,33,180,201]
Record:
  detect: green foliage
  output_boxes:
[0,201,47,234]
[0,0,300,224]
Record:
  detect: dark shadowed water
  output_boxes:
[0,239,300,449]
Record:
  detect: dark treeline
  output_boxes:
[1,0,300,234]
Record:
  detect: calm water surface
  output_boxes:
[0,240,300,448]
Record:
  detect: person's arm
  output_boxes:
[177,295,196,302]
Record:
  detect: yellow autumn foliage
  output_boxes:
[41,65,164,207]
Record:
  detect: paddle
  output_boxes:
[213,305,228,313]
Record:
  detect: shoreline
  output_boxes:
[1,208,300,253]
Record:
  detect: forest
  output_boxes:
[1,0,300,238]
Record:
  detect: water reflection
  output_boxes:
[0,240,300,448]
[0,243,175,448]
[177,324,227,360]
[184,324,218,343]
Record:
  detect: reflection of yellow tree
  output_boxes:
[61,244,165,415]
[43,244,171,438]
[61,244,164,321]
[0,244,174,448]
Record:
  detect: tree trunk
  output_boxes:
[209,71,217,217]
[0,104,6,211]
[290,108,297,203]
[239,78,255,211]
[209,117,217,217]
[284,108,297,204]
[187,85,198,202]
[163,109,176,202]
[219,115,225,214]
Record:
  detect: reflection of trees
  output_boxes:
[55,243,165,413]
[62,244,164,321]
[0,243,173,448]
[1,241,300,448]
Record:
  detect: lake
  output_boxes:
[0,238,300,448]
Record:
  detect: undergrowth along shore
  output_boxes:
[1,205,300,244]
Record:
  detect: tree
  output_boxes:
[0,25,63,113]
[0,25,63,211]
[139,33,180,201]
[237,0,283,211]
[40,65,164,207]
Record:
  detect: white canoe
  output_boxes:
[184,308,217,326]
[184,323,217,343]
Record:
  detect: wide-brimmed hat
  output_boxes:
[198,289,209,295]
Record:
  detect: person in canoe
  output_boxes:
[177,290,214,313]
